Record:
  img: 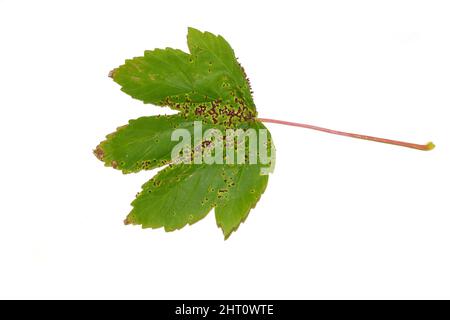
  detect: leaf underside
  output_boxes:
[95,27,274,238]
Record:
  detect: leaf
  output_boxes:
[125,163,268,238]
[186,27,255,108]
[95,28,275,239]
[112,28,254,111]
[125,164,223,231]
[215,164,268,239]
[124,120,273,238]
[94,114,215,173]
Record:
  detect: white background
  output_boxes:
[0,0,449,299]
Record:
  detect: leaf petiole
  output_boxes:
[258,118,435,151]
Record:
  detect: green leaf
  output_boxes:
[125,163,268,238]
[215,164,268,239]
[124,120,273,238]
[187,27,255,108]
[96,28,276,239]
[94,114,215,173]
[111,27,254,113]
[125,164,222,231]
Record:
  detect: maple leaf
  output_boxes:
[95,27,434,239]
[95,28,273,239]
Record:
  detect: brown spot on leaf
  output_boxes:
[93,145,104,161]
[111,160,118,169]
[108,68,117,79]
[202,140,211,147]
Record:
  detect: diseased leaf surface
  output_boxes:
[121,120,273,238]
[95,28,275,238]
[215,165,268,239]
[126,164,223,231]
[94,114,215,173]
[186,27,255,108]
[126,163,268,238]
[113,28,254,111]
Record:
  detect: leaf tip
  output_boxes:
[216,220,236,241]
[93,145,104,161]
[108,68,117,79]
[124,214,134,225]
[223,232,232,241]
[187,26,200,34]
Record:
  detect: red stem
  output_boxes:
[258,118,435,151]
